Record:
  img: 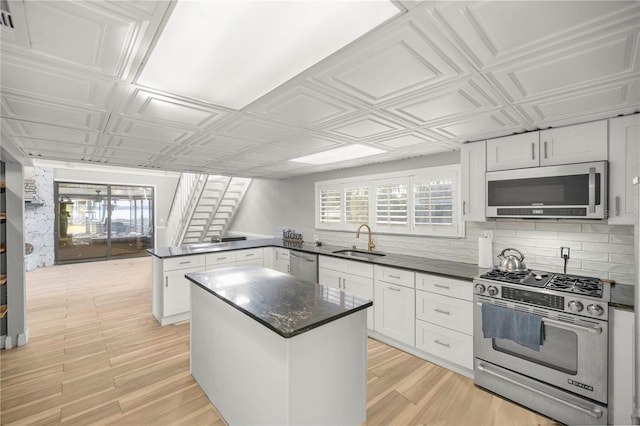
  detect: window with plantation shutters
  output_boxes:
[319,188,342,225]
[375,181,408,231]
[345,187,368,224]
[315,165,462,237]
[414,179,453,225]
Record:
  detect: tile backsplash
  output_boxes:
[312,220,635,285]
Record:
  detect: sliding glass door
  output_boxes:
[55,182,154,264]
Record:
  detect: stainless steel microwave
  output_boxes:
[485,161,607,219]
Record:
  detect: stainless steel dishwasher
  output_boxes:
[289,251,318,283]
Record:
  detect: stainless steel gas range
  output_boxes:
[473,268,610,425]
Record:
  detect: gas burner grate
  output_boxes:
[545,274,603,298]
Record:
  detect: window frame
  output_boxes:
[315,165,463,238]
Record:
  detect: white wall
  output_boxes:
[23,167,55,270]
[231,151,460,237]
[231,151,635,284]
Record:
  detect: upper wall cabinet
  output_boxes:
[460,141,487,222]
[608,114,640,225]
[539,121,608,166]
[486,132,539,171]
[487,121,608,171]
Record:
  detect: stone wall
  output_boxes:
[23,167,55,271]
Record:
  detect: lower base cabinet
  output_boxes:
[609,307,634,425]
[374,266,415,347]
[415,319,473,370]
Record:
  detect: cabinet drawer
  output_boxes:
[236,248,263,261]
[163,255,205,271]
[276,248,290,260]
[205,252,236,267]
[375,265,414,289]
[320,256,374,278]
[416,319,473,370]
[416,273,472,301]
[416,291,472,335]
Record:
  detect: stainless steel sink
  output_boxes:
[332,249,386,257]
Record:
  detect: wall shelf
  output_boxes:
[24,202,44,208]
[0,305,7,319]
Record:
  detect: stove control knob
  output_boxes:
[487,286,499,296]
[568,300,584,313]
[587,304,604,317]
[474,283,486,294]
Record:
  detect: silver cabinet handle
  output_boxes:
[462,200,466,215]
[165,276,168,288]
[477,363,603,419]
[434,339,450,348]
[245,253,255,257]
[434,308,450,315]
[544,141,548,159]
[388,275,401,279]
[434,284,450,290]
[588,167,596,213]
[179,261,190,265]
[388,286,401,292]
[615,195,620,217]
[531,142,535,160]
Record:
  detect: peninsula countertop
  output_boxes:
[186,265,373,338]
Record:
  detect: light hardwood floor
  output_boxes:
[1,256,558,425]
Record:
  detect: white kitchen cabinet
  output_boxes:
[539,120,608,166]
[205,251,236,269]
[414,273,473,371]
[235,248,264,266]
[274,248,290,274]
[460,141,487,221]
[608,114,640,224]
[608,307,634,425]
[152,254,205,325]
[319,256,374,329]
[487,132,540,171]
[374,265,415,346]
[486,121,608,172]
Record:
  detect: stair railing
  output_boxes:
[165,173,207,246]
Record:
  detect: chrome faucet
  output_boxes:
[355,224,375,252]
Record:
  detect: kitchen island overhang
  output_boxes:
[186,265,373,426]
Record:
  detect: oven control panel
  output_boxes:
[501,286,565,310]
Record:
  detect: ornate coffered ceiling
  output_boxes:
[1,1,639,178]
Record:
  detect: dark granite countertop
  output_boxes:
[186,265,373,338]
[610,283,634,310]
[149,238,634,309]
[148,237,485,282]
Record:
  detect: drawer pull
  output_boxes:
[434,308,450,315]
[179,261,191,265]
[245,253,255,257]
[434,339,450,348]
[388,286,401,292]
[388,274,401,279]
[434,284,450,290]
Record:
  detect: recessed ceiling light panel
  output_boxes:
[138,0,401,110]
[289,144,386,165]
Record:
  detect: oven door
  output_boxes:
[474,295,608,404]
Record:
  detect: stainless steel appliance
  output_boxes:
[486,161,607,219]
[290,251,318,283]
[474,269,610,425]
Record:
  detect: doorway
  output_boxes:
[55,182,154,264]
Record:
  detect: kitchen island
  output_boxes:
[186,265,372,426]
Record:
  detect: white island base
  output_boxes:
[190,284,368,426]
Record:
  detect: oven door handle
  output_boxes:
[477,362,604,419]
[542,317,603,335]
[476,302,603,334]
